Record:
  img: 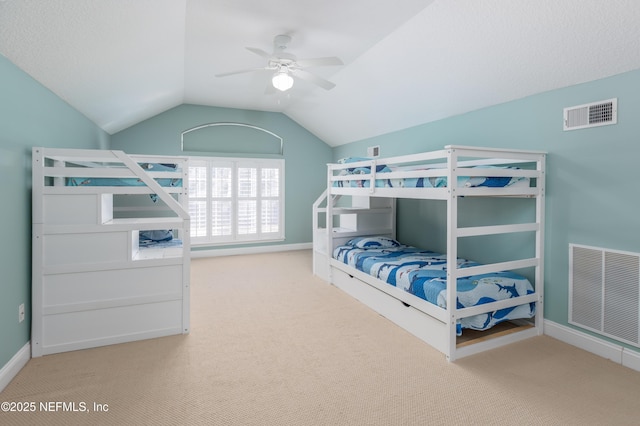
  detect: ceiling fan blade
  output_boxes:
[215,67,265,78]
[246,47,272,59]
[290,69,336,90]
[295,56,343,68]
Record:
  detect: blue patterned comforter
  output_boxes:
[333,158,525,189]
[333,237,535,335]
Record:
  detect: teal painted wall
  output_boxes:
[0,55,108,369]
[333,69,640,348]
[110,104,332,250]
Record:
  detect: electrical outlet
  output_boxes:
[18,303,25,323]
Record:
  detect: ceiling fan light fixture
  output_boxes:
[272,71,294,91]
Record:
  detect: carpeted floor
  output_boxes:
[2,250,640,425]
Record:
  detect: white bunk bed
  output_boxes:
[31,147,191,357]
[313,145,545,361]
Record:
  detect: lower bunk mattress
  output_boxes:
[332,236,535,335]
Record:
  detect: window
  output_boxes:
[188,157,284,245]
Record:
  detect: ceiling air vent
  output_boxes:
[563,98,617,131]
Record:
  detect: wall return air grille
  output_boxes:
[569,244,640,347]
[563,98,617,131]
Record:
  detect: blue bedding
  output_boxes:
[139,237,182,249]
[333,236,535,335]
[66,162,182,188]
[333,158,525,189]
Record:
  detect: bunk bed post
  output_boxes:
[446,147,459,361]
[31,148,44,222]
[180,160,191,334]
[535,154,546,334]
[31,148,45,357]
[312,189,330,280]
[326,165,334,281]
[312,191,320,276]
[390,198,397,240]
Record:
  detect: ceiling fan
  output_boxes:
[215,34,343,92]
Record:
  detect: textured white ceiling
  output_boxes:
[1,0,640,146]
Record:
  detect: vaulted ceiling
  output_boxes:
[2,0,640,146]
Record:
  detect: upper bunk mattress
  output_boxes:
[333,236,535,334]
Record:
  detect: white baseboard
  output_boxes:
[544,320,640,372]
[192,242,312,258]
[0,342,30,393]
[621,348,640,371]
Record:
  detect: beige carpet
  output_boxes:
[2,250,640,425]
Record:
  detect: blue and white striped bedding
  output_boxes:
[333,236,535,335]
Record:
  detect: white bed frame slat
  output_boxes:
[457,222,539,237]
[456,258,539,278]
[43,186,185,195]
[44,166,184,180]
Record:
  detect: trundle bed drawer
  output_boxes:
[330,267,449,354]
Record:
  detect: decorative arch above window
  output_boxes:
[180,122,283,156]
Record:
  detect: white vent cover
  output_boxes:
[563,98,617,131]
[367,145,380,157]
[569,244,640,346]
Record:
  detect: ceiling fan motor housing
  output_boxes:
[274,34,292,51]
